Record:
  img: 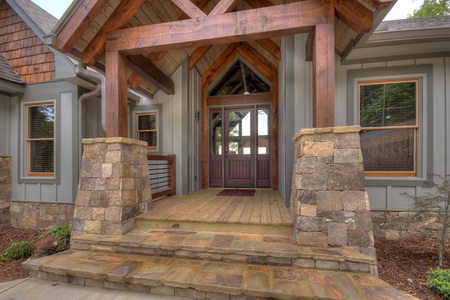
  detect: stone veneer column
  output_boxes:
[72,138,152,237]
[291,126,376,260]
[0,157,12,229]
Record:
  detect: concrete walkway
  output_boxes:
[0,278,185,300]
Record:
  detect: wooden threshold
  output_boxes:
[136,189,293,236]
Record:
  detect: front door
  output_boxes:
[210,106,270,188]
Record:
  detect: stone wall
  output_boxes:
[9,202,74,229]
[291,126,376,262]
[72,138,152,237]
[0,157,12,229]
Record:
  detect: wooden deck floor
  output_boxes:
[136,189,293,236]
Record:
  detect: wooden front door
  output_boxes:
[210,106,271,188]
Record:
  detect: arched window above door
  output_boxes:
[208,58,271,97]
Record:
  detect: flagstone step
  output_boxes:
[23,250,417,300]
[70,228,376,274]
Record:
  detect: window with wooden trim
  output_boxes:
[26,102,55,176]
[358,78,419,177]
[136,112,158,151]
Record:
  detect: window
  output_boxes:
[136,112,158,151]
[26,102,55,176]
[358,79,419,176]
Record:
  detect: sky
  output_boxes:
[30,0,425,21]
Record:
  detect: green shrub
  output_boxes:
[3,241,35,260]
[38,226,71,254]
[427,267,450,299]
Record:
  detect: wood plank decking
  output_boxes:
[136,189,294,236]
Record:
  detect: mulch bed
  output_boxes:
[0,226,448,299]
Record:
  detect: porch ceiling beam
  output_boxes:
[82,0,146,66]
[189,46,212,70]
[169,0,206,18]
[335,0,373,33]
[56,0,108,52]
[203,43,239,85]
[238,42,277,81]
[128,0,211,90]
[255,38,281,61]
[106,0,333,55]
[105,51,128,137]
[244,0,274,9]
[364,0,394,9]
[209,0,241,15]
[127,55,175,95]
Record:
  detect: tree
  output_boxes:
[402,174,450,267]
[408,0,450,18]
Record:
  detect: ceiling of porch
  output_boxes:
[53,0,393,98]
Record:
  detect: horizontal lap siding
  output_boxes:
[0,2,55,84]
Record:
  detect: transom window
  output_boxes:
[26,102,55,176]
[358,79,419,176]
[136,112,158,151]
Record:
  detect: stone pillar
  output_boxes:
[0,157,12,229]
[291,126,376,260]
[72,138,152,237]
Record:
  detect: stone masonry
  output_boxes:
[0,156,12,229]
[9,202,74,229]
[290,126,376,263]
[72,138,152,237]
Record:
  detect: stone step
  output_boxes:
[70,228,376,274]
[23,250,416,300]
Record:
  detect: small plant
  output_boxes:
[37,226,71,255]
[427,267,450,299]
[3,241,35,260]
[402,174,450,267]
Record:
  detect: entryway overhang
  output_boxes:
[51,0,394,138]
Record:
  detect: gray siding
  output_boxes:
[0,95,12,156]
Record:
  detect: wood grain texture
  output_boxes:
[170,0,206,18]
[335,0,373,34]
[106,1,331,55]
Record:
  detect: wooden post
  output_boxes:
[312,22,335,128]
[105,50,128,137]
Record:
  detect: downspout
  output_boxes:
[75,65,106,162]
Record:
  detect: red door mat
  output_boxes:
[216,189,255,197]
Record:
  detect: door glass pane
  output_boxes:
[212,112,222,155]
[228,110,251,155]
[258,108,269,155]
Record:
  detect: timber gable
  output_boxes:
[0,1,55,84]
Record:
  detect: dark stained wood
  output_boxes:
[364,0,394,9]
[209,0,240,15]
[189,46,212,70]
[305,30,314,62]
[82,0,145,65]
[105,51,128,137]
[56,0,108,52]
[335,0,373,34]
[127,55,175,95]
[207,93,272,106]
[244,0,274,9]
[203,43,239,86]
[147,154,176,198]
[105,1,332,55]
[170,0,206,18]
[238,42,277,81]
[255,39,281,61]
[312,23,335,128]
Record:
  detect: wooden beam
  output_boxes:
[238,42,277,81]
[82,0,145,65]
[364,0,394,9]
[305,30,314,62]
[255,38,281,61]
[128,0,211,90]
[106,1,332,55]
[335,0,373,33]
[56,0,108,52]
[312,23,335,128]
[244,0,273,9]
[209,0,240,15]
[189,46,212,70]
[203,43,239,86]
[127,55,175,95]
[170,0,206,18]
[105,51,128,137]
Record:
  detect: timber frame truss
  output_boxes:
[55,0,392,137]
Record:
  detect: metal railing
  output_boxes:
[147,154,176,199]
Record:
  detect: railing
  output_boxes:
[147,154,176,200]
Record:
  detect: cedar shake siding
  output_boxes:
[0,2,55,83]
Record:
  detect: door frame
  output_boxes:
[204,93,278,189]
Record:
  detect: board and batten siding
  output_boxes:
[281,33,449,211]
[8,81,79,204]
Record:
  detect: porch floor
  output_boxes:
[136,189,293,236]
